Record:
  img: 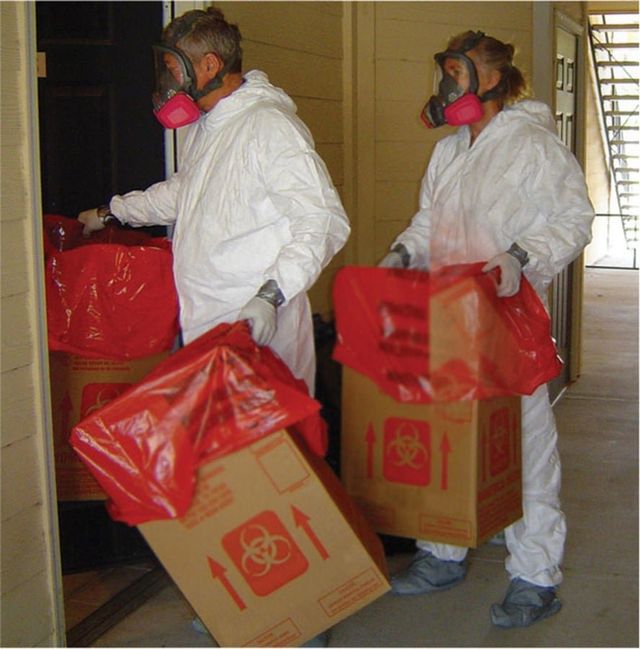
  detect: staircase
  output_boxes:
[588,12,639,255]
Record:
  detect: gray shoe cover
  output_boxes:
[302,630,330,647]
[191,615,209,635]
[488,530,506,546]
[390,549,467,596]
[490,577,561,628]
[193,616,329,646]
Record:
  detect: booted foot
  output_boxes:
[302,630,330,647]
[191,616,209,635]
[194,617,330,646]
[490,577,561,628]
[488,530,506,546]
[390,549,467,596]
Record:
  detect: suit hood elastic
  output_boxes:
[202,70,297,129]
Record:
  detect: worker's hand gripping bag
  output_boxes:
[332,263,562,402]
[70,322,328,525]
[43,214,179,360]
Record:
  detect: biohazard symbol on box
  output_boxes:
[222,510,309,597]
[80,383,133,419]
[489,407,511,476]
[383,417,431,486]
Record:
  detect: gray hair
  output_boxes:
[162,6,242,72]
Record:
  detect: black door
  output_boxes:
[37,0,165,215]
[36,1,165,573]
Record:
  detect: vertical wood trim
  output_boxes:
[341,2,356,265]
[555,8,588,383]
[24,3,66,643]
[557,8,588,382]
[571,252,587,379]
[532,2,554,106]
[354,2,376,266]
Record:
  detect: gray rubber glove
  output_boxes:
[379,244,410,268]
[238,296,277,345]
[78,208,106,237]
[379,251,405,268]
[482,252,522,297]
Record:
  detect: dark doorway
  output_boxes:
[36,0,167,633]
[37,1,165,216]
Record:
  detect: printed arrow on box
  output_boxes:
[440,432,452,491]
[291,505,329,560]
[207,556,247,610]
[365,423,376,479]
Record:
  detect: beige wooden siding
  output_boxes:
[0,3,63,646]
[362,1,533,265]
[217,1,347,317]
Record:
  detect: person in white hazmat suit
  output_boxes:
[79,7,350,398]
[379,31,594,628]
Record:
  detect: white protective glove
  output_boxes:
[482,252,523,297]
[238,296,277,346]
[78,207,107,237]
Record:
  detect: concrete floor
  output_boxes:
[92,268,639,648]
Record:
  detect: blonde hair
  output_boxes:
[447,31,529,103]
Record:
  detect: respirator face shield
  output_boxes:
[152,45,202,129]
[421,45,485,128]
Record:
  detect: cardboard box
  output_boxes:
[139,429,390,647]
[49,351,168,501]
[341,368,522,547]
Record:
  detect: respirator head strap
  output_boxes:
[190,49,240,100]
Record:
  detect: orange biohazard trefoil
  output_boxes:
[222,510,309,597]
[80,383,132,418]
[383,418,432,486]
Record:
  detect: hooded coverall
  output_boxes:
[392,99,595,587]
[109,70,350,393]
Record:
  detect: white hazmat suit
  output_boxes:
[392,99,595,587]
[109,70,350,393]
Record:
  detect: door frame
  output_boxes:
[534,4,589,397]
[555,10,588,385]
[28,1,176,640]
[25,2,66,643]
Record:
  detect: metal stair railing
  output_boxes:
[588,13,639,255]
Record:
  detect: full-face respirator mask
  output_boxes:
[152,44,238,129]
[421,31,501,129]
[152,9,241,130]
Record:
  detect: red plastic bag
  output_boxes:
[44,214,179,359]
[70,321,327,525]
[332,264,562,403]
[43,213,161,256]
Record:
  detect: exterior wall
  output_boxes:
[352,2,534,266]
[587,0,637,10]
[555,1,585,24]
[584,40,613,264]
[215,1,349,317]
[0,3,63,646]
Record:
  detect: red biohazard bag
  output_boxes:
[70,321,327,525]
[332,263,562,403]
[43,214,179,359]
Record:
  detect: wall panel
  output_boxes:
[0,2,62,645]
